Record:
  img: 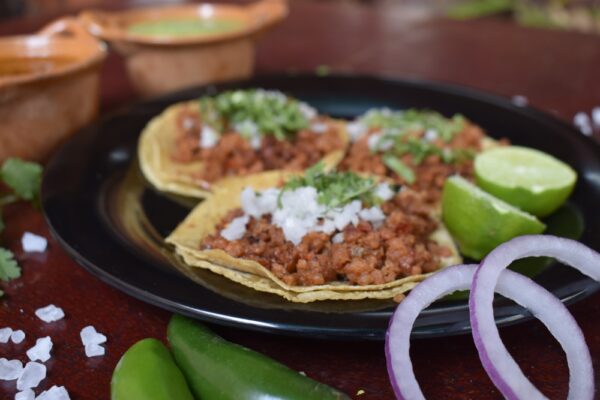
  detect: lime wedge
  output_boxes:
[442,175,545,260]
[474,146,577,217]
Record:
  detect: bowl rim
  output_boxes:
[78,0,288,47]
[0,17,107,89]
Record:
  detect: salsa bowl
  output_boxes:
[79,0,288,97]
[0,17,106,163]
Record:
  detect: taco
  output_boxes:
[139,89,349,198]
[167,165,462,303]
[340,108,503,208]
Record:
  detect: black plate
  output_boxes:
[42,74,600,340]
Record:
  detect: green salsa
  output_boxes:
[127,18,244,37]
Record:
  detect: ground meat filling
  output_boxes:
[340,123,487,204]
[172,108,344,183]
[202,190,451,287]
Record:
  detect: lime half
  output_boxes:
[474,146,577,217]
[442,175,545,260]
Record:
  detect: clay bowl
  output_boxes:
[79,0,288,97]
[0,17,106,163]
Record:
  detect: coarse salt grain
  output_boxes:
[84,343,106,358]
[80,326,106,346]
[0,327,13,343]
[26,337,53,363]
[511,95,528,107]
[16,362,46,391]
[35,305,65,323]
[36,385,71,400]
[15,389,35,400]
[21,232,47,253]
[592,107,600,127]
[0,358,23,380]
[574,112,593,136]
[11,330,25,344]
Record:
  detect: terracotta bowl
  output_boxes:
[0,17,106,163]
[79,0,288,97]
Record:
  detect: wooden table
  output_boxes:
[2,1,600,399]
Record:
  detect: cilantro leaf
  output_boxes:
[0,158,43,202]
[207,89,311,140]
[0,248,21,281]
[383,154,416,184]
[281,163,379,208]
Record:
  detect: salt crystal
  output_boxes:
[511,95,528,107]
[592,107,600,127]
[11,330,26,344]
[84,343,106,358]
[0,327,13,343]
[21,232,47,253]
[16,362,46,390]
[0,358,23,380]
[36,385,70,400]
[15,389,35,400]
[574,112,593,136]
[80,326,106,346]
[35,305,65,323]
[26,337,53,363]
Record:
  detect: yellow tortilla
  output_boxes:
[166,172,462,302]
[138,101,350,198]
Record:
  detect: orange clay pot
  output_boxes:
[79,0,288,97]
[0,17,106,163]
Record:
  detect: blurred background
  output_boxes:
[1,0,599,34]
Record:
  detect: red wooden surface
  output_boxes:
[1,1,600,399]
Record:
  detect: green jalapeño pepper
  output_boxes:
[111,338,195,400]
[168,315,350,400]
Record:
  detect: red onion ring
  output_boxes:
[386,262,593,399]
[471,235,598,400]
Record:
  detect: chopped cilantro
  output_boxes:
[383,154,416,184]
[201,89,312,141]
[0,158,42,283]
[0,158,42,202]
[281,163,380,208]
[0,248,20,281]
[361,108,465,142]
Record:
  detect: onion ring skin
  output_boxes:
[386,263,592,400]
[470,235,598,400]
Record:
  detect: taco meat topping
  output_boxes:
[170,89,345,183]
[340,108,505,204]
[201,168,452,287]
[202,189,450,286]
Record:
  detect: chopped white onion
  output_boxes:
[199,125,219,149]
[386,262,594,400]
[471,235,599,400]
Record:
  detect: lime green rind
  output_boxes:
[474,146,577,217]
[442,175,545,260]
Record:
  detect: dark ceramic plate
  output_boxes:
[42,75,600,340]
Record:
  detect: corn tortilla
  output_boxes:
[166,172,462,302]
[138,101,350,198]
